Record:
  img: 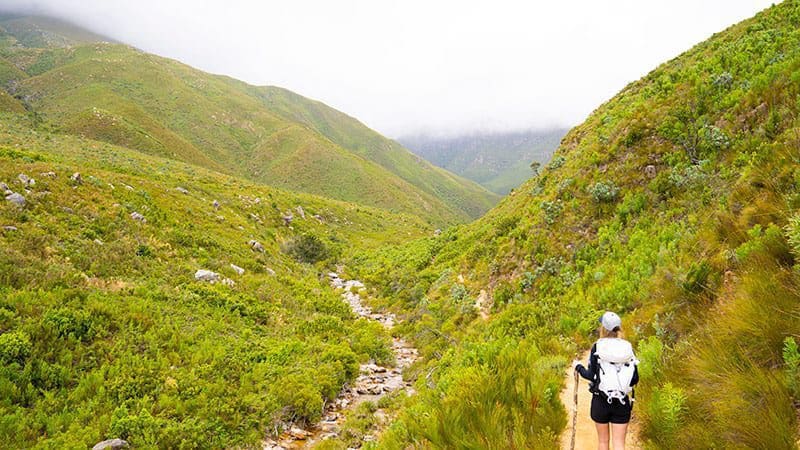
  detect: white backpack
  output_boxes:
[595,338,638,404]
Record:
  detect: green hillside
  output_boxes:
[400,128,567,195]
[0,110,430,448]
[350,1,800,448]
[255,87,501,218]
[0,16,497,225]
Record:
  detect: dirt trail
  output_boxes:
[559,351,643,450]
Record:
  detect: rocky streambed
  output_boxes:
[263,273,418,449]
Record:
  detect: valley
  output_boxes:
[2,2,800,449]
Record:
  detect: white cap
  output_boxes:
[600,311,622,331]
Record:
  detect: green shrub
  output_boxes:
[0,330,31,364]
[783,337,800,398]
[646,383,687,445]
[43,308,97,341]
[588,180,620,203]
[541,200,563,225]
[282,234,330,263]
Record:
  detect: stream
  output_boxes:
[263,273,418,449]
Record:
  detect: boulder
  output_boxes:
[5,192,25,207]
[175,187,189,194]
[130,212,146,222]
[70,172,82,184]
[281,213,293,226]
[248,240,265,252]
[92,439,129,450]
[195,269,220,283]
[18,173,34,187]
[230,264,245,275]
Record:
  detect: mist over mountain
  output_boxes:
[400,128,567,194]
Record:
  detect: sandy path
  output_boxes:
[559,351,643,450]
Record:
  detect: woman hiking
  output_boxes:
[573,311,639,450]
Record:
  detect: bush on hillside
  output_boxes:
[0,330,31,364]
[588,180,620,203]
[282,233,330,263]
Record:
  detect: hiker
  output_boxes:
[573,311,639,450]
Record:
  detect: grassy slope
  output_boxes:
[351,2,800,448]
[0,111,430,449]
[0,17,497,225]
[256,86,500,218]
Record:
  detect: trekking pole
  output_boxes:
[570,369,579,450]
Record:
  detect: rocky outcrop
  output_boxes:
[230,264,245,275]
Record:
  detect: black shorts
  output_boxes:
[590,393,632,424]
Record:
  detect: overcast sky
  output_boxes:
[1,0,778,137]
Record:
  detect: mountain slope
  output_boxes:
[350,2,800,448]
[400,128,567,194]
[255,86,501,218]
[0,111,429,448]
[0,15,498,225]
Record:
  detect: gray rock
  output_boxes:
[295,205,305,219]
[230,264,245,275]
[312,214,324,222]
[3,225,18,232]
[70,172,82,184]
[0,182,8,191]
[212,199,220,210]
[282,213,293,226]
[94,238,104,245]
[434,229,442,236]
[5,192,25,207]
[195,269,220,283]
[248,240,265,252]
[92,439,129,450]
[221,278,235,287]
[175,187,189,194]
[40,171,56,178]
[18,173,33,187]
[130,212,146,222]
[266,267,276,276]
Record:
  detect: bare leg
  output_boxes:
[611,422,628,450]
[595,422,610,450]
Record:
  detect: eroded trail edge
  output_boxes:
[264,273,419,449]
